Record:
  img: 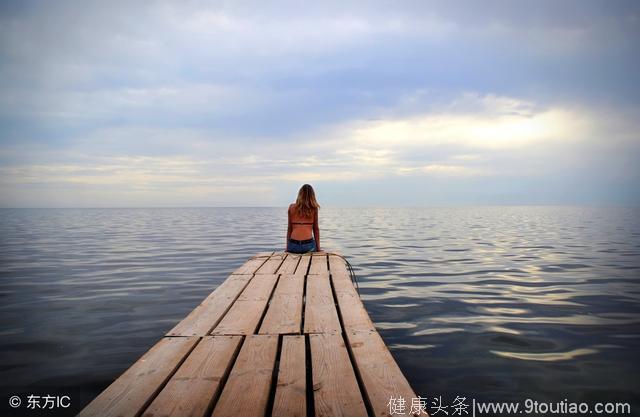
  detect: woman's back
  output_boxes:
[286,184,321,253]
[288,204,315,240]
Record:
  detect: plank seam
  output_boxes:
[257,254,287,274]
[277,253,300,275]
[329,267,376,417]
[304,334,315,417]
[207,335,247,415]
[273,255,286,273]
[236,255,270,274]
[300,270,307,335]
[137,336,203,417]
[292,254,302,274]
[264,334,283,417]
[195,274,257,336]
[299,254,311,275]
[254,255,271,273]
[253,274,282,335]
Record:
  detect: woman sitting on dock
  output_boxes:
[287,184,321,253]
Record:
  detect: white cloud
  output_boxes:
[2,93,638,206]
[397,164,491,177]
[1,1,638,206]
[0,93,610,198]
[339,94,587,151]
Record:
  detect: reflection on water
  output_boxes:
[1,207,639,415]
[490,348,599,362]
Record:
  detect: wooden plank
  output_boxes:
[328,254,350,279]
[328,255,376,333]
[78,337,198,417]
[347,330,419,417]
[335,292,376,332]
[310,333,368,417]
[295,254,311,275]
[235,273,279,300]
[211,335,278,417]
[328,254,358,295]
[304,273,341,334]
[276,254,300,274]
[83,252,420,417]
[255,253,285,274]
[211,274,279,335]
[308,254,327,275]
[254,251,274,257]
[271,336,306,417]
[234,256,269,275]
[258,274,305,334]
[167,274,253,336]
[142,336,242,417]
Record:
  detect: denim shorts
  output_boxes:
[287,237,316,254]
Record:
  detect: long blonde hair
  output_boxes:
[294,184,320,218]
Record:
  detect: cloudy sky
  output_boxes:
[1,0,638,207]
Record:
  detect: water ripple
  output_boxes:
[1,206,639,414]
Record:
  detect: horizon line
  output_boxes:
[1,204,637,209]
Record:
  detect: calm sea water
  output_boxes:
[1,207,639,416]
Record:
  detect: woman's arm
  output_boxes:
[286,206,292,250]
[313,208,320,251]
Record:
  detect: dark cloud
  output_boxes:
[0,1,638,206]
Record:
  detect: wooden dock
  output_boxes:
[79,252,422,417]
